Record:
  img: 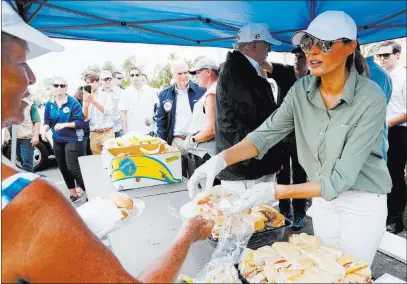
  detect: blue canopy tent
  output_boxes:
[16,1,407,51]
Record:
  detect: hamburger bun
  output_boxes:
[106,192,134,210]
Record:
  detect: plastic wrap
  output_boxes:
[193,215,255,283]
[77,197,145,239]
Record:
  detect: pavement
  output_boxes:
[38,159,407,281]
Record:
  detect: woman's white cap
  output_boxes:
[292,11,357,45]
[2,1,64,59]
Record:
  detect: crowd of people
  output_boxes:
[2,1,406,282]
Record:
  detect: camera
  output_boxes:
[81,85,92,93]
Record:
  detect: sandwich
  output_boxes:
[106,192,134,218]
[272,242,301,259]
[337,254,371,276]
[289,233,323,249]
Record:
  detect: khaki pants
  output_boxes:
[172,137,189,177]
[90,129,114,155]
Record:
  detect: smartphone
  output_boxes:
[83,85,91,93]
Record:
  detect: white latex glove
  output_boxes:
[187,155,228,199]
[226,182,275,214]
[183,134,196,151]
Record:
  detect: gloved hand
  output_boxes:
[183,134,196,151]
[225,182,275,214]
[187,155,228,199]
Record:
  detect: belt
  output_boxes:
[173,135,186,140]
[91,127,112,133]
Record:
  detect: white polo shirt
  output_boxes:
[118,85,158,134]
[387,66,407,127]
[173,86,192,137]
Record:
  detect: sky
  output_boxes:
[27,38,294,96]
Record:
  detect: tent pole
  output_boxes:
[27,0,48,24]
[31,0,117,23]
[11,125,17,165]
[126,25,198,43]
[310,0,316,21]
[358,9,407,31]
[39,17,201,32]
[200,18,240,31]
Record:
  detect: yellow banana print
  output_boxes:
[110,156,181,183]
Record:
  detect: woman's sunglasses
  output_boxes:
[300,34,351,54]
[376,53,394,59]
[103,78,112,82]
[130,73,140,77]
[53,84,66,88]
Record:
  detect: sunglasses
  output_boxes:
[103,77,112,82]
[130,73,140,77]
[53,84,66,88]
[116,77,123,80]
[376,53,393,59]
[85,79,99,84]
[300,34,351,54]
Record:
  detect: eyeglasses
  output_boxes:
[376,53,393,59]
[130,73,140,77]
[53,84,66,88]
[300,34,351,54]
[103,77,112,82]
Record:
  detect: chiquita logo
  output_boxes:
[119,158,137,176]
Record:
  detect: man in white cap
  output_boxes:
[1,2,213,282]
[185,57,219,178]
[100,70,123,138]
[193,23,284,198]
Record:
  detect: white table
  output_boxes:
[79,155,214,278]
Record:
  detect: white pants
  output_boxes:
[308,190,387,265]
[221,173,276,195]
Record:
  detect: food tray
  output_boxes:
[206,218,293,250]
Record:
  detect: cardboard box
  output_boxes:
[107,144,182,191]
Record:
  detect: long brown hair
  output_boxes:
[346,41,370,77]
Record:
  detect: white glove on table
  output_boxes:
[225,182,275,214]
[187,155,228,199]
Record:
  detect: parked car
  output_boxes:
[2,127,54,171]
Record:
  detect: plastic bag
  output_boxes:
[77,197,145,239]
[193,214,254,283]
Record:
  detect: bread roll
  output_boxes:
[106,192,134,210]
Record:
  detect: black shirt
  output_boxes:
[267,63,297,107]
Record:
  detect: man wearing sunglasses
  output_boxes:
[100,70,123,138]
[260,46,310,231]
[119,67,158,135]
[376,40,407,234]
[112,71,125,90]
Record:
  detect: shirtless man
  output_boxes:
[1,3,213,282]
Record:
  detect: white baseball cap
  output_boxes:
[2,1,64,59]
[100,70,113,80]
[189,57,219,75]
[292,11,357,46]
[237,23,281,45]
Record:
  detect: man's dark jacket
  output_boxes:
[156,81,205,143]
[215,51,283,180]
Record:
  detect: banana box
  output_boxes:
[107,143,182,191]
